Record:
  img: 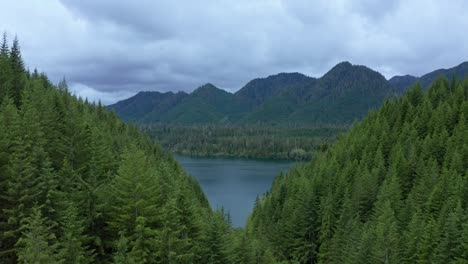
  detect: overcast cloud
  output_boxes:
[1,0,467,104]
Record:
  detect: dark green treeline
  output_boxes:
[247,77,468,263]
[144,125,345,161]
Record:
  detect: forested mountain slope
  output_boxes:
[110,90,188,122]
[157,83,250,124]
[389,61,468,92]
[109,62,395,125]
[234,72,315,108]
[0,37,248,263]
[110,61,468,126]
[246,78,468,263]
[244,61,395,124]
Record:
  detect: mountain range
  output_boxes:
[109,61,468,125]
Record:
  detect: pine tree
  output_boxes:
[0,32,12,102]
[0,97,20,262]
[204,209,231,264]
[105,147,160,237]
[57,203,93,264]
[9,36,25,107]
[3,87,48,247]
[434,201,466,263]
[370,201,400,264]
[231,231,254,264]
[113,232,132,264]
[16,206,59,263]
[128,217,158,264]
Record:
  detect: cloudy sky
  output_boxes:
[1,0,467,104]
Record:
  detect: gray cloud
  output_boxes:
[1,0,467,104]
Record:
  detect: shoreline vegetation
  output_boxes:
[143,124,348,161]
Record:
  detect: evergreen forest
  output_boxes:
[0,36,466,263]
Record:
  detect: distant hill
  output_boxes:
[388,75,419,93]
[389,61,468,92]
[243,62,395,124]
[109,91,188,121]
[234,72,315,108]
[109,61,468,125]
[156,83,249,124]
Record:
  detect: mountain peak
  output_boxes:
[457,61,468,67]
[200,83,217,89]
[192,83,224,94]
[335,61,352,67]
[322,61,358,77]
[235,72,314,107]
[331,61,353,70]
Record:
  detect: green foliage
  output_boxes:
[248,77,468,263]
[16,206,59,264]
[145,124,345,160]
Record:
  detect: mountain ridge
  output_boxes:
[109,61,468,125]
[389,61,468,92]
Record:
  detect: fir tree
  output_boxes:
[16,206,59,263]
[8,36,25,107]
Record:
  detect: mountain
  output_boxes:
[110,61,468,126]
[389,61,468,92]
[108,91,188,122]
[234,72,315,107]
[110,62,396,125]
[158,83,249,124]
[419,61,468,87]
[241,62,395,124]
[388,74,418,93]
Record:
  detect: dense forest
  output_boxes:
[0,36,259,263]
[144,124,345,160]
[246,78,468,263]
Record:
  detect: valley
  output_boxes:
[0,25,466,263]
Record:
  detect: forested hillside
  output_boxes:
[389,61,468,92]
[109,62,395,125]
[234,72,314,108]
[243,61,395,124]
[247,78,468,263]
[110,60,468,127]
[0,36,255,263]
[109,90,188,122]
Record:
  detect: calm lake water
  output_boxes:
[175,155,295,227]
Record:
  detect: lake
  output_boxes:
[175,155,295,227]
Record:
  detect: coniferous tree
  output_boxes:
[57,203,93,264]
[0,33,12,102]
[128,217,158,264]
[8,36,25,107]
[16,206,59,264]
[113,232,132,264]
[105,147,160,238]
